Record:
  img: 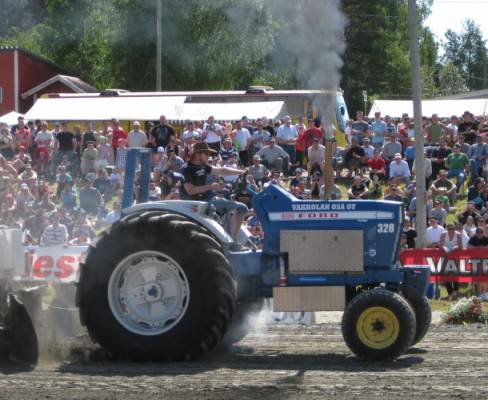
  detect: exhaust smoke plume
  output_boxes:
[226,0,346,126]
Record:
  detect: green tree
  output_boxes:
[443,19,488,90]
[437,61,468,96]
[0,0,439,104]
[341,0,434,113]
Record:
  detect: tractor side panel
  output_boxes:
[252,185,403,270]
[280,230,363,274]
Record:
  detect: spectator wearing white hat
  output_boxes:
[389,153,411,186]
[248,154,269,187]
[219,138,238,161]
[153,146,167,183]
[128,121,149,148]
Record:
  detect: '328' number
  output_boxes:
[377,223,395,233]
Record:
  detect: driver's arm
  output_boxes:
[183,182,220,196]
[211,166,245,177]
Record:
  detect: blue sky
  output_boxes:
[425,0,488,45]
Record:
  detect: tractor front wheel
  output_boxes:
[342,289,416,360]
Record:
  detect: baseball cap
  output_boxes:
[253,154,261,161]
[394,153,402,158]
[157,146,165,153]
[20,183,28,189]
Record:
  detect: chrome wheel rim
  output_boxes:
[107,251,190,336]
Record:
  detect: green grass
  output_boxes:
[430,300,455,312]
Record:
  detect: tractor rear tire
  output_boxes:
[342,289,416,360]
[409,296,432,346]
[219,299,265,348]
[78,212,236,361]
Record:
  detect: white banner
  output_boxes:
[28,246,88,283]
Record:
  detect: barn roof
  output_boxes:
[0,46,66,74]
[21,75,97,99]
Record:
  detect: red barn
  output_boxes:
[0,46,96,116]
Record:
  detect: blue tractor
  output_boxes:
[77,149,431,361]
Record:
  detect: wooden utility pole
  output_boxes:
[408,0,427,247]
[323,127,334,200]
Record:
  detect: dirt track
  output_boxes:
[0,314,487,400]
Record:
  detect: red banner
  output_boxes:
[399,248,488,283]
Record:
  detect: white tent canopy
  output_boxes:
[0,111,24,127]
[24,96,286,122]
[173,101,285,122]
[368,99,488,119]
[24,96,187,121]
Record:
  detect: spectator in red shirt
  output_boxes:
[13,119,31,152]
[368,151,386,183]
[110,118,127,159]
[302,118,323,150]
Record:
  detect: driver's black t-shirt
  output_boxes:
[181,162,212,201]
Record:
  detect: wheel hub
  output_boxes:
[144,283,162,302]
[356,306,400,350]
[371,319,385,333]
[108,251,190,336]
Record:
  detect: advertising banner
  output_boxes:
[399,248,488,283]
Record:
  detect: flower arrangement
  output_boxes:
[442,297,488,325]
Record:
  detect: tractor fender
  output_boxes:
[401,265,431,301]
[123,201,234,245]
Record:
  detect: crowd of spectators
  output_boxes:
[1,109,488,276]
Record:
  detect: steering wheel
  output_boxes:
[231,170,249,195]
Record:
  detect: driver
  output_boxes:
[181,142,248,245]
